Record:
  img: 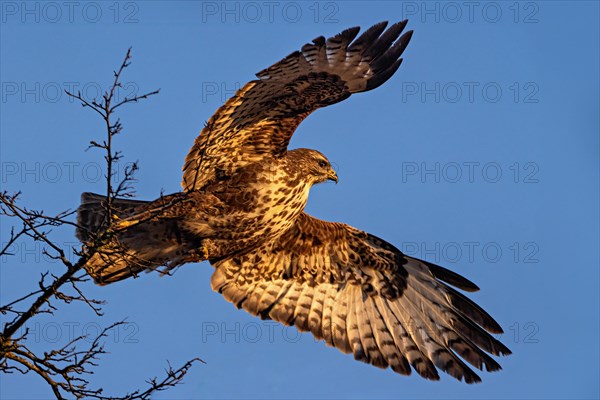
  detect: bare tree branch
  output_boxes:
[1,48,198,399]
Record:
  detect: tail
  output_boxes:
[76,192,149,242]
[76,192,201,285]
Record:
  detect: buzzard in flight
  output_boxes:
[77,21,511,383]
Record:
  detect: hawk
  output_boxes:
[77,21,511,383]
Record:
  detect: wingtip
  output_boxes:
[486,319,506,335]
[466,374,483,384]
[372,20,389,29]
[424,261,481,292]
[499,345,513,356]
[390,19,408,33]
[332,26,361,46]
[365,58,403,90]
[312,35,326,46]
[342,26,361,37]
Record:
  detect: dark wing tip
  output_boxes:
[448,289,505,334]
[413,363,440,381]
[394,19,409,30]
[424,261,481,292]
[368,20,390,33]
[312,35,326,46]
[465,373,483,384]
[348,21,389,52]
[366,59,402,91]
[346,25,361,35]
[255,50,302,79]
[485,359,503,372]
[493,339,512,356]
[360,24,413,92]
[338,26,361,42]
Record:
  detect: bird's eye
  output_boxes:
[318,160,328,168]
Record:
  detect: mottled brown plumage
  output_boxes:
[77,20,510,383]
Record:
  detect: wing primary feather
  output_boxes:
[406,263,504,335]
[444,285,504,333]
[348,21,389,54]
[451,313,513,356]
[399,283,482,383]
[366,59,403,91]
[371,30,413,73]
[326,26,361,65]
[423,260,480,292]
[406,270,511,357]
[446,331,503,372]
[365,20,408,60]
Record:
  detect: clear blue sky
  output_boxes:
[1,1,598,399]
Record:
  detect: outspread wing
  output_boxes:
[182,21,413,190]
[211,213,511,383]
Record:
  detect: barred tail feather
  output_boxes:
[76,192,149,241]
[76,192,196,285]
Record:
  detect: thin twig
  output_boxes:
[1,48,197,399]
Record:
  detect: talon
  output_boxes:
[112,214,120,221]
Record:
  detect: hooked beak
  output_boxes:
[327,169,338,184]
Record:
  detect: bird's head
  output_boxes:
[287,148,338,185]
